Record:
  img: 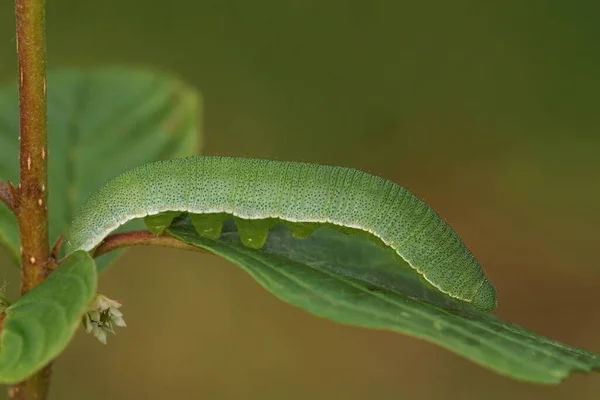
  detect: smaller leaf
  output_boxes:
[0,251,97,384]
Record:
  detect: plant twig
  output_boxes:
[93,230,207,259]
[49,235,62,260]
[8,0,52,398]
[0,181,17,213]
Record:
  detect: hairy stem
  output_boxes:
[8,0,52,398]
[93,230,206,258]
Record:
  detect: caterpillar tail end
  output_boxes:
[471,279,498,312]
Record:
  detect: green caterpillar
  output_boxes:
[66,156,497,311]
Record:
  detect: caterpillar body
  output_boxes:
[66,156,497,311]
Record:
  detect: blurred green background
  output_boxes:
[1,1,599,399]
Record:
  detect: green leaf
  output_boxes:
[167,217,600,384]
[0,67,201,270]
[0,204,18,262]
[0,251,97,384]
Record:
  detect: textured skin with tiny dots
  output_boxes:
[66,156,497,311]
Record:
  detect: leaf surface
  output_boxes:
[0,251,97,384]
[167,217,600,384]
[0,67,201,270]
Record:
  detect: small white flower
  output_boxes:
[109,307,123,317]
[83,313,94,333]
[112,316,127,327]
[93,326,108,345]
[89,310,101,322]
[82,293,126,344]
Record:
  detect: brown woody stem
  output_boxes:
[93,230,206,259]
[16,0,49,295]
[8,0,52,398]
